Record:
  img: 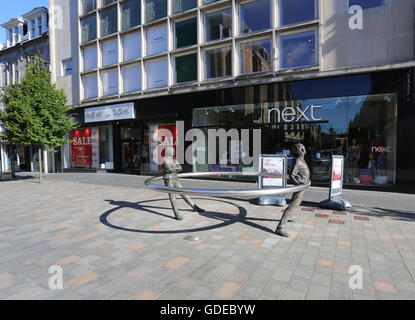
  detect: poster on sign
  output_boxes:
[259,155,287,188]
[149,123,178,172]
[330,156,344,198]
[70,128,99,168]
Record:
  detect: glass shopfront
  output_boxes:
[192,93,397,186]
[63,125,114,170]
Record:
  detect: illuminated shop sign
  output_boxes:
[267,105,323,123]
[85,103,135,123]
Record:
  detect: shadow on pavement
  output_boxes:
[350,207,415,222]
[100,198,279,235]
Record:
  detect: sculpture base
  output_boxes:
[257,196,287,207]
[320,198,352,211]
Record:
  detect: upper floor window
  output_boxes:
[146,24,168,56]
[82,0,97,15]
[280,0,316,26]
[145,0,167,23]
[81,15,97,43]
[205,46,232,79]
[240,38,272,74]
[205,8,232,42]
[100,6,118,37]
[63,59,73,76]
[38,17,42,35]
[173,0,197,14]
[31,20,36,37]
[349,0,386,9]
[280,30,317,69]
[121,0,141,30]
[175,18,197,49]
[14,27,19,43]
[240,0,271,34]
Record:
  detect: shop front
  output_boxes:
[191,92,398,187]
[69,68,415,191]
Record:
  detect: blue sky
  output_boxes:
[0,0,48,43]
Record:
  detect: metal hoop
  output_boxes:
[145,172,310,198]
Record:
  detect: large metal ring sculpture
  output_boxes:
[145,172,310,198]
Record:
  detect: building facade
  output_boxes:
[0,7,52,174]
[49,0,415,191]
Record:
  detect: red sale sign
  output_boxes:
[70,128,98,168]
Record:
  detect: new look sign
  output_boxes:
[85,103,135,123]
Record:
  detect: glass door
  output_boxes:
[120,125,141,173]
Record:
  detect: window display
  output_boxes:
[192,93,397,186]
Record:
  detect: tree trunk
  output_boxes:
[10,142,15,177]
[39,148,43,184]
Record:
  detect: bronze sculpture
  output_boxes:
[276,143,311,237]
[162,147,205,220]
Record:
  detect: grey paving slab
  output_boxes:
[0,172,414,300]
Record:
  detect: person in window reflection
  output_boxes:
[347,139,360,183]
[163,147,205,221]
[276,143,310,238]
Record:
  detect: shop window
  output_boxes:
[349,0,386,9]
[205,46,232,79]
[280,30,316,69]
[175,53,197,83]
[101,38,118,66]
[145,0,167,23]
[240,38,271,74]
[82,73,98,99]
[122,64,142,92]
[240,0,271,34]
[280,0,316,26]
[146,24,167,56]
[100,6,118,37]
[347,94,397,186]
[81,15,97,43]
[121,0,141,30]
[82,0,96,15]
[175,18,197,49]
[123,32,141,61]
[83,44,97,71]
[102,68,119,95]
[146,58,168,89]
[173,0,197,14]
[205,8,232,42]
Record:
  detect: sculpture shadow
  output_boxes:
[100,198,278,235]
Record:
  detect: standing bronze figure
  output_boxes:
[162,147,205,220]
[276,144,311,237]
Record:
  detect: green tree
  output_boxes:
[0,56,76,183]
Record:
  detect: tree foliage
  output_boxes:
[0,56,76,150]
